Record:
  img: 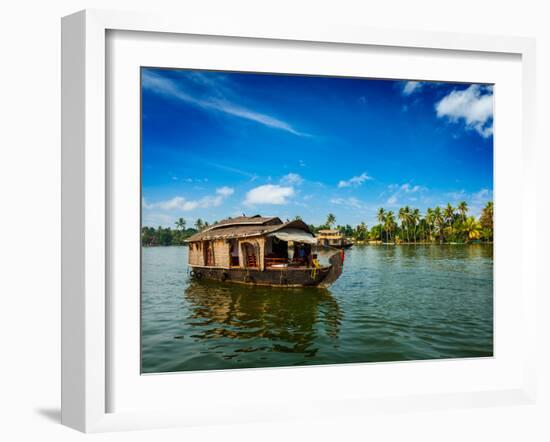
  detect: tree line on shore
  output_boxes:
[310,200,493,244]
[141,200,493,246]
[141,217,204,246]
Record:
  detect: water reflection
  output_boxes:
[183,280,342,358]
[141,245,493,372]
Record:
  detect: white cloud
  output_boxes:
[244,184,295,205]
[385,183,426,206]
[142,197,153,210]
[400,183,422,193]
[435,84,494,138]
[142,212,177,227]
[144,186,234,212]
[471,188,492,204]
[216,186,234,197]
[403,81,422,96]
[280,173,303,186]
[337,172,373,188]
[443,188,493,218]
[205,162,257,179]
[179,177,209,183]
[155,196,222,211]
[330,197,363,209]
[142,70,310,137]
[445,189,467,201]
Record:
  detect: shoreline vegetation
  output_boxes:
[141,200,493,247]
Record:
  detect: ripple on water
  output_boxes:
[141,244,493,373]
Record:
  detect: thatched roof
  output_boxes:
[187,216,313,242]
[209,215,281,229]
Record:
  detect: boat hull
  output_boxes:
[189,251,344,288]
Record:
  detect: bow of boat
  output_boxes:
[318,249,344,288]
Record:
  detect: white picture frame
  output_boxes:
[61,9,537,433]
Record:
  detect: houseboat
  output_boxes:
[316,229,354,249]
[186,215,344,287]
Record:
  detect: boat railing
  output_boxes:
[265,257,312,269]
[265,257,288,267]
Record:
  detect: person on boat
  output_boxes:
[293,243,313,267]
[304,244,312,267]
[309,253,316,268]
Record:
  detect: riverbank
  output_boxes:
[354,240,494,245]
[143,241,494,247]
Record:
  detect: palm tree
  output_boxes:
[355,222,368,241]
[433,206,445,243]
[462,216,481,242]
[480,227,492,242]
[480,201,493,241]
[405,206,413,243]
[411,208,420,243]
[443,203,455,227]
[194,218,204,231]
[418,218,427,242]
[444,225,455,241]
[175,217,186,231]
[377,208,386,241]
[385,211,397,243]
[398,207,407,243]
[326,213,336,228]
[457,201,468,222]
[425,208,434,242]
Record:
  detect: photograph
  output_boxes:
[140,67,494,374]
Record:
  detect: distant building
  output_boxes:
[316,229,353,249]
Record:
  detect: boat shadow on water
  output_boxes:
[182,279,343,359]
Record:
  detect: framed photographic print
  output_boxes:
[62,9,537,432]
[140,67,495,374]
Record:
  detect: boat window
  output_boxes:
[204,241,215,266]
[230,239,239,267]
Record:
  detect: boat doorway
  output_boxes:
[264,236,289,268]
[241,241,259,268]
[230,239,239,267]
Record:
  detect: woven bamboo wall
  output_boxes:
[189,237,267,269]
[188,242,203,266]
[212,239,230,268]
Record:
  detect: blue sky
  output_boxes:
[141,68,493,229]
